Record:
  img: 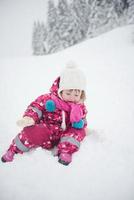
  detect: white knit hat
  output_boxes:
[58,61,86,94]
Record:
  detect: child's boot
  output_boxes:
[1,150,15,162]
[58,153,72,166]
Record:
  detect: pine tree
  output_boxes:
[58,0,86,47]
[56,0,82,49]
[114,0,130,25]
[58,0,69,16]
[62,4,84,46]
[47,0,58,31]
[46,0,60,53]
[108,1,119,28]
[32,0,133,55]
[46,0,86,53]
[87,0,99,36]
[72,0,89,38]
[32,21,47,55]
[114,0,128,17]
[56,0,70,48]
[127,0,134,23]
[87,0,123,37]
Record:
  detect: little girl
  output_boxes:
[1,63,87,165]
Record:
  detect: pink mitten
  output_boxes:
[70,104,83,123]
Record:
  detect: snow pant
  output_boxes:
[8,124,86,157]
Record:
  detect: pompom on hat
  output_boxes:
[58,61,86,94]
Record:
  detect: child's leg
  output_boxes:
[1,123,52,162]
[1,132,37,162]
[57,128,86,165]
[57,136,79,165]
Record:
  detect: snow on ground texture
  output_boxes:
[0,25,134,200]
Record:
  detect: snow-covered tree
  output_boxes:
[57,0,84,48]
[87,0,100,36]
[32,0,134,55]
[127,0,134,23]
[57,0,69,16]
[46,0,87,53]
[46,0,60,53]
[87,0,119,37]
[32,21,47,55]
[114,0,129,17]
[56,0,70,48]
[72,0,89,38]
[114,0,130,25]
[106,1,118,28]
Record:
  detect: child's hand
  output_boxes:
[45,100,56,112]
[16,116,35,128]
[72,119,84,129]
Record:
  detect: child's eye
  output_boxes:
[75,95,79,97]
[66,93,71,95]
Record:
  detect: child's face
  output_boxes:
[61,89,82,103]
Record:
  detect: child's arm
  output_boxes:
[45,100,88,129]
[23,95,46,122]
[71,104,87,129]
[17,94,50,128]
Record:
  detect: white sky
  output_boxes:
[0,0,48,57]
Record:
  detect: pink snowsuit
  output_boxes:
[8,77,87,160]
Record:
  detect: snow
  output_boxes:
[0,25,134,200]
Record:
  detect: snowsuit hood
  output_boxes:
[49,77,60,97]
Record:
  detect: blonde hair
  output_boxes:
[81,90,86,102]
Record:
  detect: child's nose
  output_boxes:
[70,95,75,101]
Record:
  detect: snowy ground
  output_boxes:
[0,25,134,200]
